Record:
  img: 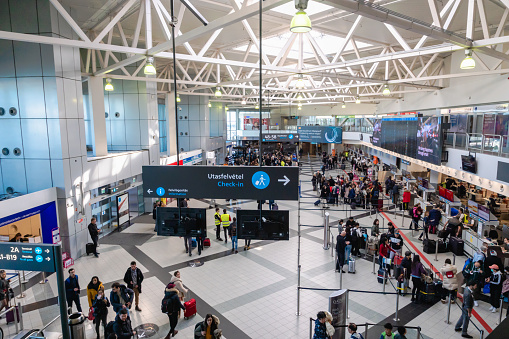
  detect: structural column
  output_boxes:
[87,76,108,156]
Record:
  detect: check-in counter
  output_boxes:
[462,227,497,257]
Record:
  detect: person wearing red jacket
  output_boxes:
[402,189,411,210]
[379,237,397,277]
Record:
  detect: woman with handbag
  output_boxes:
[92,287,110,339]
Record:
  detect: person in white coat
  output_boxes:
[440,258,458,303]
[170,271,188,302]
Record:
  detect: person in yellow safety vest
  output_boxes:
[380,323,395,339]
[214,208,222,241]
[220,209,231,244]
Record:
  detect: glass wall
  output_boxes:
[158,103,167,154]
[227,109,237,141]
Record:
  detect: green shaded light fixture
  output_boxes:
[144,57,156,75]
[104,78,114,91]
[460,49,475,70]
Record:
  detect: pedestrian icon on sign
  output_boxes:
[252,171,270,189]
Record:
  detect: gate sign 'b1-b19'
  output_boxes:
[142,166,299,200]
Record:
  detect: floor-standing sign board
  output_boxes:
[0,242,70,339]
[142,166,299,200]
[329,289,347,339]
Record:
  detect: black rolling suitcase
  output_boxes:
[86,243,95,255]
[421,282,436,303]
[341,164,346,170]
[423,239,436,254]
[449,237,464,256]
[437,239,448,253]
[377,268,387,284]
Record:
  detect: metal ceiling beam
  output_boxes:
[94,0,289,75]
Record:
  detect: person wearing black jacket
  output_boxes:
[65,268,82,312]
[113,309,135,339]
[123,262,144,312]
[93,287,110,339]
[336,231,347,273]
[345,217,355,228]
[163,286,186,339]
[0,270,10,314]
[400,251,412,282]
[88,217,100,257]
[390,230,404,258]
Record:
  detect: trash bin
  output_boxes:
[68,312,86,339]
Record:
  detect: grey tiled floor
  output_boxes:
[1,160,502,339]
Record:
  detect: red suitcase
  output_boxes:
[393,255,403,266]
[184,298,196,319]
[203,238,211,247]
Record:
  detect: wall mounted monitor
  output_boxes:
[156,207,207,237]
[416,116,442,165]
[372,119,382,146]
[236,210,289,240]
[461,155,477,174]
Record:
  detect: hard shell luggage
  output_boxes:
[184,298,197,319]
[314,200,321,206]
[191,239,197,248]
[86,243,95,255]
[449,237,464,256]
[393,255,403,266]
[6,305,19,324]
[272,203,279,210]
[351,202,356,209]
[437,239,448,253]
[377,199,383,210]
[203,238,211,247]
[420,282,436,303]
[348,258,356,274]
[397,280,408,296]
[377,268,387,284]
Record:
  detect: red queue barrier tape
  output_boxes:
[380,211,493,334]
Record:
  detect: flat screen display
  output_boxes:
[461,155,477,174]
[381,117,418,158]
[372,119,382,146]
[156,207,207,237]
[236,210,289,240]
[416,116,442,165]
[478,205,490,221]
[468,200,478,215]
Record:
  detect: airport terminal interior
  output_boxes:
[4,0,509,338]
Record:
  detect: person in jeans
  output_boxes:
[65,268,82,312]
[92,287,110,339]
[123,261,144,312]
[455,280,477,338]
[418,211,430,241]
[410,255,427,304]
[0,270,10,314]
[229,217,238,254]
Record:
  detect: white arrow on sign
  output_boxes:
[147,189,153,194]
[278,175,290,186]
[45,257,51,261]
[45,249,50,253]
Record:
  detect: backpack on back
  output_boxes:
[105,321,115,337]
[161,296,173,314]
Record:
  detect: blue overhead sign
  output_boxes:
[297,126,342,143]
[0,243,58,272]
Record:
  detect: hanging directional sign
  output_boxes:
[142,166,299,200]
[0,243,58,272]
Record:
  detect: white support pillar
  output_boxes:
[165,92,177,156]
[88,76,108,156]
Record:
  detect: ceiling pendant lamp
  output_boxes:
[225,106,229,111]
[241,98,247,105]
[290,0,312,33]
[342,102,346,109]
[214,87,222,97]
[382,84,391,96]
[255,103,259,109]
[460,49,475,70]
[104,78,114,91]
[298,106,302,110]
[296,74,305,88]
[355,96,361,104]
[298,102,302,108]
[208,102,212,108]
[176,94,181,102]
[144,57,156,75]
[297,93,303,100]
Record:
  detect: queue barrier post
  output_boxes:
[445,293,452,324]
[296,265,301,316]
[372,251,376,274]
[340,265,343,289]
[18,301,23,331]
[346,289,350,319]
[480,330,484,339]
[309,317,313,339]
[17,272,25,299]
[383,268,387,294]
[497,297,504,325]
[364,322,369,339]
[393,288,400,322]
[434,239,439,262]
[417,327,421,339]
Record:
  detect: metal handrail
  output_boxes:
[29,312,65,338]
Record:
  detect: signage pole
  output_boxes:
[258,0,263,237]
[55,245,70,339]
